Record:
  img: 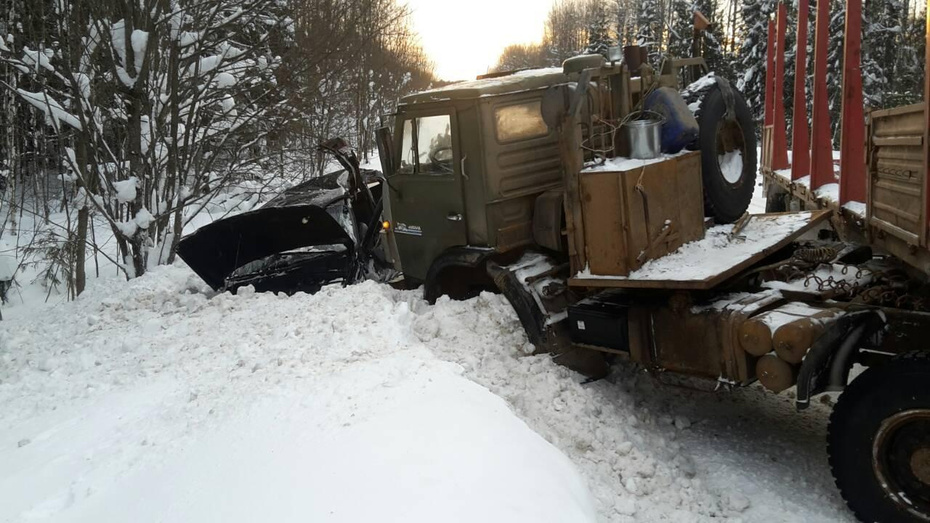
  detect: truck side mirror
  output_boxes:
[376,126,395,178]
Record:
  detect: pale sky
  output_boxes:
[404,0,550,81]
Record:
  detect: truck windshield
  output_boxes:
[397,114,453,175]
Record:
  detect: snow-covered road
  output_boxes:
[1,263,855,522]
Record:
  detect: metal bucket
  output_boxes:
[623,111,664,160]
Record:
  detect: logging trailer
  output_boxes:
[369,16,930,521]
[177,11,930,520]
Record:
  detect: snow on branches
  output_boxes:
[0,0,291,278]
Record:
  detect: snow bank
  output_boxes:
[1,264,856,522]
[0,269,595,522]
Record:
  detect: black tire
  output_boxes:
[828,351,930,522]
[694,83,758,224]
[423,265,494,304]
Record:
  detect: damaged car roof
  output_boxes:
[177,168,380,291]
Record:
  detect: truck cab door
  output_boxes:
[387,111,468,282]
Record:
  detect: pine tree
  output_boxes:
[860,0,901,108]
[584,0,613,57]
[668,0,694,59]
[737,0,776,121]
[694,0,733,78]
[827,0,847,142]
[614,0,637,46]
[893,8,925,105]
[637,0,665,64]
[543,0,587,65]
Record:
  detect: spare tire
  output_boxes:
[690,79,757,224]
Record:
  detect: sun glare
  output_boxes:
[405,0,548,81]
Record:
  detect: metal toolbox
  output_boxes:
[579,151,704,276]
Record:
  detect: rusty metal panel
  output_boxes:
[628,291,787,383]
[578,152,703,276]
[486,196,537,252]
[480,95,563,201]
[651,305,723,379]
[869,103,926,245]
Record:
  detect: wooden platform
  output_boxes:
[569,210,831,290]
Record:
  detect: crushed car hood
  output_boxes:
[177,204,353,290]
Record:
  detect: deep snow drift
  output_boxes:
[1,174,855,522]
[2,261,854,522]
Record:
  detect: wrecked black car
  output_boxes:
[177,139,395,295]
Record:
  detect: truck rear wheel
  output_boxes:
[827,351,930,522]
[694,82,757,224]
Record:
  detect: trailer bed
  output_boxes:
[569,210,830,289]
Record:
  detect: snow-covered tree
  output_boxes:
[668,0,695,59]
[492,43,547,72]
[584,0,614,56]
[693,0,734,78]
[614,0,638,46]
[0,0,292,278]
[860,0,901,108]
[0,0,434,294]
[737,0,776,121]
[543,0,587,65]
[636,0,665,64]
[892,7,925,105]
[827,0,847,141]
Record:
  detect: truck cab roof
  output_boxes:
[399,67,569,105]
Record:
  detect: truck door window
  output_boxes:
[399,119,415,174]
[396,115,454,176]
[417,115,453,175]
[494,100,548,143]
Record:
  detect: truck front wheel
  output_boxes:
[828,351,930,522]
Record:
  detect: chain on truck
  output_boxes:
[368,23,930,523]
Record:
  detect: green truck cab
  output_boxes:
[376,54,757,301]
[378,68,571,292]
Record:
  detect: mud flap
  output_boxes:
[795,311,883,410]
[487,253,609,379]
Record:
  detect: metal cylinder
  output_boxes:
[623,45,643,74]
[623,112,663,160]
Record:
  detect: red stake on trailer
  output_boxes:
[772,2,790,170]
[839,0,866,204]
[810,0,833,189]
[764,19,775,128]
[791,0,811,180]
